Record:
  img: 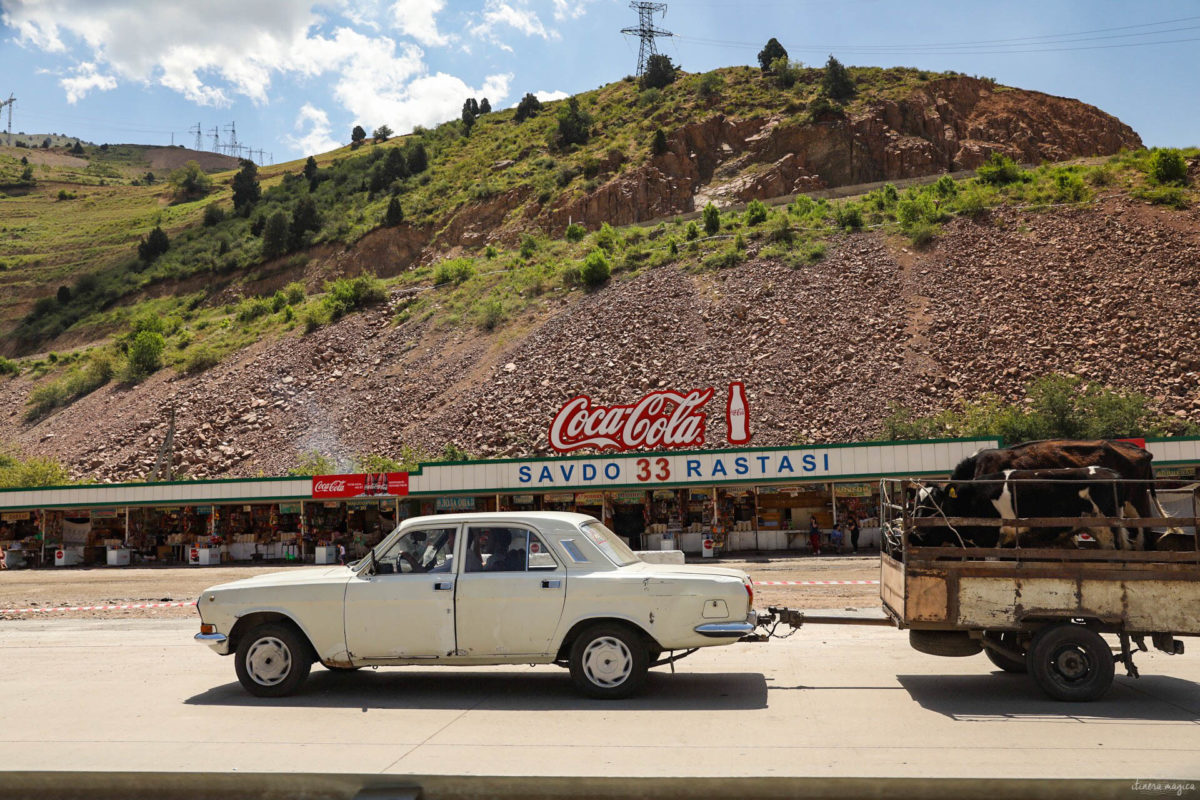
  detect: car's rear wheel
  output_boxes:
[568,623,649,699]
[234,623,312,697]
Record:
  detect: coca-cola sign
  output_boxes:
[549,388,715,453]
[311,472,409,499]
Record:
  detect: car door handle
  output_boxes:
[433,581,454,591]
[541,579,561,589]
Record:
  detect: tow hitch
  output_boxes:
[741,606,897,642]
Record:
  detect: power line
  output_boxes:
[672,13,1200,56]
[674,33,1200,56]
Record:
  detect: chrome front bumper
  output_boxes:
[694,611,757,638]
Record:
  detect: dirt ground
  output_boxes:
[0,554,881,622]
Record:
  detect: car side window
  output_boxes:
[528,533,558,570]
[465,526,557,572]
[373,527,456,574]
[558,539,589,564]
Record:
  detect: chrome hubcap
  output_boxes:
[246,637,292,686]
[582,636,632,688]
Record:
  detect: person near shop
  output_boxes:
[848,515,861,553]
[808,517,821,556]
[830,523,844,554]
[336,542,347,566]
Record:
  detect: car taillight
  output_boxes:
[200,623,215,635]
[744,579,754,609]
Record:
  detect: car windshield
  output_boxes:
[580,520,641,567]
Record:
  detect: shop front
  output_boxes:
[10,436,1200,568]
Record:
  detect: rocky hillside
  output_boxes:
[0,67,1139,353]
[3,180,1198,482]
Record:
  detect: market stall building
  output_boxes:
[3,436,1200,568]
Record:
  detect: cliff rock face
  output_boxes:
[548,77,1140,229]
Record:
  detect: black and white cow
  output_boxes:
[913,466,1131,549]
[949,439,1177,549]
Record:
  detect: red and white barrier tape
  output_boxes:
[2,581,879,616]
[1,601,196,615]
[754,580,880,586]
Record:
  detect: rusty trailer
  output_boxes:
[755,477,1200,702]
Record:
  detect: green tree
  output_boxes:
[127,331,165,379]
[479,97,491,114]
[56,285,71,304]
[461,102,476,136]
[71,141,84,155]
[385,196,404,226]
[288,198,321,250]
[758,38,788,71]
[702,202,720,235]
[976,152,1022,185]
[556,96,591,147]
[514,92,542,122]
[744,199,768,226]
[383,146,409,181]
[822,54,855,101]
[351,125,367,147]
[407,142,428,174]
[641,54,677,89]
[1150,148,1187,185]
[262,211,290,259]
[697,71,724,100]
[372,125,393,143]
[770,57,802,89]
[137,226,170,262]
[203,203,226,226]
[0,455,72,488]
[168,160,212,200]
[651,128,668,156]
[302,155,318,181]
[230,159,260,214]
[580,248,611,286]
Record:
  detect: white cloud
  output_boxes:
[472,0,556,42]
[1,1,517,153]
[59,61,117,104]
[534,89,568,102]
[343,71,513,136]
[390,0,450,46]
[551,0,593,22]
[285,103,341,156]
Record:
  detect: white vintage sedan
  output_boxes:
[196,512,757,698]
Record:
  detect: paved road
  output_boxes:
[1,618,1198,780]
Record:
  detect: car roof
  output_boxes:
[399,511,599,527]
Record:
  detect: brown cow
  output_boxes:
[949,439,1177,550]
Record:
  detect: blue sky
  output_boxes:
[1,0,1196,164]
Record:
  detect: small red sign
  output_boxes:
[703,539,714,550]
[311,472,410,499]
[55,550,64,559]
[190,548,199,561]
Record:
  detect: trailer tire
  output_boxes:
[1027,624,1114,702]
[983,633,1028,673]
[908,630,983,657]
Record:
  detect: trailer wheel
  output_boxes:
[1027,624,1114,702]
[983,633,1027,673]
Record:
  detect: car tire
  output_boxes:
[983,632,1028,673]
[234,623,313,698]
[568,623,649,699]
[1027,623,1114,702]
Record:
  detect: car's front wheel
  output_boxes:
[234,623,313,697]
[568,623,649,699]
